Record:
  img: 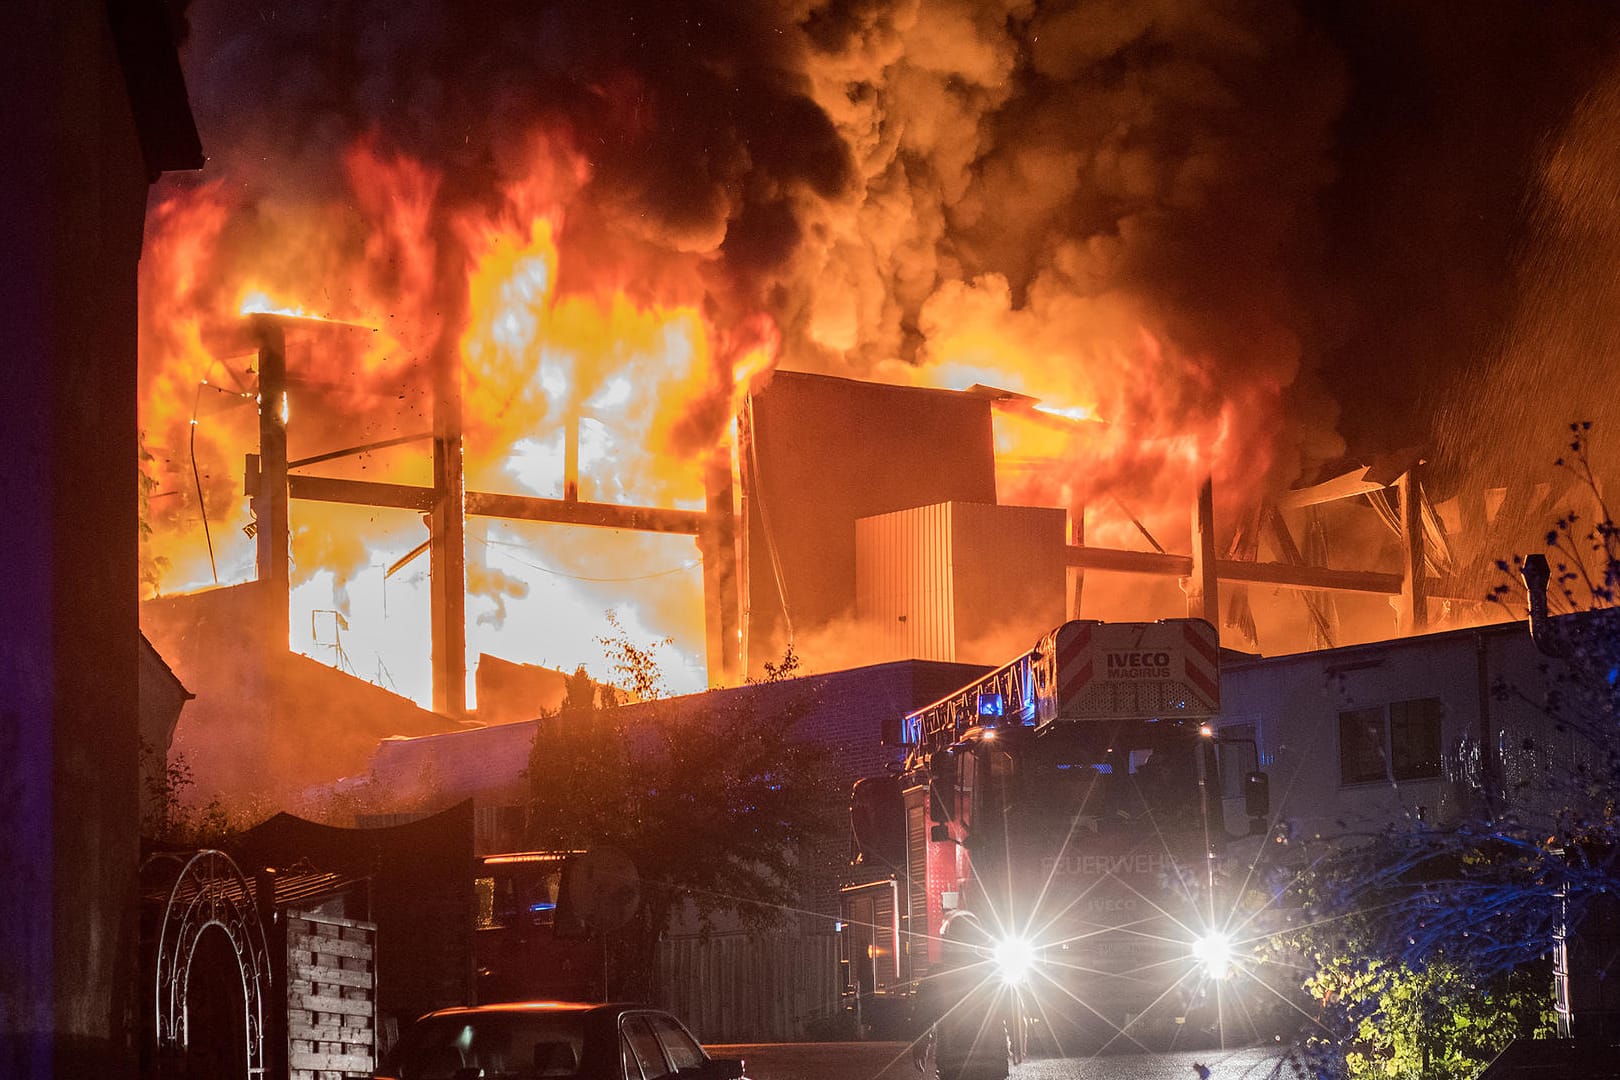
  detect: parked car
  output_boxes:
[374,1001,748,1080]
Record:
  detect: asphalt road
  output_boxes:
[708,1043,1308,1080]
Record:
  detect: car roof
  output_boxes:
[416,1001,659,1020]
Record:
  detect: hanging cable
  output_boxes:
[189,377,219,585]
[745,395,794,643]
[185,356,257,587]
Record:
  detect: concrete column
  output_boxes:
[253,319,291,653]
[701,449,741,685]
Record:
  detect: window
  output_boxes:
[1338,699,1442,785]
[623,1016,672,1079]
[621,1033,641,1079]
[649,1015,705,1071]
[1339,708,1388,785]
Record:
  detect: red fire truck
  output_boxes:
[840,619,1272,1053]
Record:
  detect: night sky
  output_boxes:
[162,0,1620,494]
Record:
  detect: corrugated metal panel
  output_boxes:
[855,502,956,662]
[657,932,840,1042]
[856,502,1065,665]
[746,371,997,661]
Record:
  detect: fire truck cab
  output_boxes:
[840,619,1271,1052]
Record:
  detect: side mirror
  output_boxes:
[929,823,951,843]
[705,1056,746,1079]
[1244,770,1270,831]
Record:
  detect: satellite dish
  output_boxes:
[563,848,641,932]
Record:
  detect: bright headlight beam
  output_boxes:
[1192,931,1233,980]
[992,936,1035,984]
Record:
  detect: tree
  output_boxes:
[139,739,244,847]
[1280,423,1617,1078]
[524,618,834,999]
[138,430,169,598]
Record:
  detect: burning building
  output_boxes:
[131,0,1607,806]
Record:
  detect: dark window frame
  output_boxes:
[1338,699,1443,786]
[621,1014,673,1079]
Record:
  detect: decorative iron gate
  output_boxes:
[151,849,272,1079]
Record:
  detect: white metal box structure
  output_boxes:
[855,501,1065,664]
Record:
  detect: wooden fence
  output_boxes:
[658,931,841,1043]
[285,911,378,1079]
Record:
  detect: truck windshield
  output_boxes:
[1019,726,1202,830]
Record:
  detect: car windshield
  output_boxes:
[389,1011,588,1079]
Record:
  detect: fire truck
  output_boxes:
[839,619,1272,1053]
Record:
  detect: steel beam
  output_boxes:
[1063,544,1463,598]
[430,232,468,718]
[1276,467,1388,509]
[287,475,436,512]
[466,490,709,535]
[700,452,741,684]
[283,474,710,535]
[1398,468,1429,634]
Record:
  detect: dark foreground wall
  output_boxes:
[238,803,477,1042]
[0,3,198,1075]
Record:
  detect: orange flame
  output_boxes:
[140,134,773,704]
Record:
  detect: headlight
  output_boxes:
[1192,931,1233,980]
[992,936,1035,984]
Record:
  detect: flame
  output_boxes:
[140,134,769,704]
[240,291,312,320]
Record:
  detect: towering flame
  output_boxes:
[141,0,1361,704]
[140,135,757,700]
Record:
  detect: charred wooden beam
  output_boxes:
[1398,468,1428,634]
[467,491,710,535]
[563,405,580,503]
[1065,545,1192,576]
[286,475,435,512]
[700,452,741,684]
[287,432,431,470]
[1186,477,1219,628]
[1264,502,1337,648]
[1219,560,1404,595]
[1277,466,1388,509]
[1068,508,1086,620]
[427,225,469,719]
[1063,544,1456,598]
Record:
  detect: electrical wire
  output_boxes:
[745,395,794,642]
[189,377,219,585]
[185,357,257,587]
